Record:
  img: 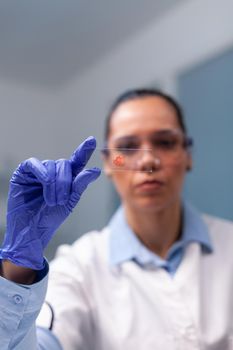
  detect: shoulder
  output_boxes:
[202,213,233,253]
[202,213,233,235]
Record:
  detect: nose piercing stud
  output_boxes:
[146,158,161,173]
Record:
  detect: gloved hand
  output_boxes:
[0,136,101,270]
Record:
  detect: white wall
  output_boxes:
[0,81,78,163]
[1,0,233,250]
[63,0,233,97]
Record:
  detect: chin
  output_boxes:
[131,198,167,213]
[130,195,180,214]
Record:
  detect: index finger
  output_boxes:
[70,136,97,175]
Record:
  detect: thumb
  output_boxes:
[68,167,101,209]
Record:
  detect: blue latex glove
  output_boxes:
[0,136,101,270]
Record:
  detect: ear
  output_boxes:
[104,165,113,177]
[101,153,113,178]
[186,153,193,172]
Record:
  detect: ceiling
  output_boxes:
[0,0,184,87]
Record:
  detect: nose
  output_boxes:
[135,150,161,173]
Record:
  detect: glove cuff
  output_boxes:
[0,239,45,270]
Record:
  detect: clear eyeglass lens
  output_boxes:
[151,134,184,152]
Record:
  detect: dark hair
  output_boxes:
[104,88,187,141]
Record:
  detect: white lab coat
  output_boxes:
[37,214,233,350]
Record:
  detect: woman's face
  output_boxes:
[104,96,192,213]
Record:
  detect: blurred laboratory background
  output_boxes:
[0,0,233,260]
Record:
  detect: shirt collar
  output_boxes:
[108,201,213,267]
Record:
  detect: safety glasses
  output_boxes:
[86,129,193,173]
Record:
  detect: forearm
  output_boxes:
[0,262,49,350]
[0,260,36,285]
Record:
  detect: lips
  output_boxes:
[135,179,164,191]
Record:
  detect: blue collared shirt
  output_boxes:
[109,202,213,276]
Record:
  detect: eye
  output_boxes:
[153,136,179,150]
[115,140,139,151]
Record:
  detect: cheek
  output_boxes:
[166,163,187,189]
[111,174,132,199]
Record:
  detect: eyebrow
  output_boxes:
[112,128,182,142]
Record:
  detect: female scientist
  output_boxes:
[0,89,233,350]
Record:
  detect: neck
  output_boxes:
[124,201,183,259]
